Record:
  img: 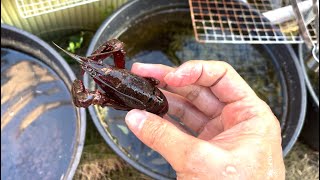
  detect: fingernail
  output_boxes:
[133,63,152,71]
[125,109,147,132]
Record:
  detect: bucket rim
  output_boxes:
[298,43,319,107]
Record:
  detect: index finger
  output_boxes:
[164,60,258,103]
[131,63,224,118]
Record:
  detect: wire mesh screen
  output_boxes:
[15,0,98,18]
[189,0,317,43]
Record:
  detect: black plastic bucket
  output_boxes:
[298,44,319,151]
[85,0,307,179]
[1,24,86,180]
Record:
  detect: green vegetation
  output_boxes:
[52,31,93,65]
[67,32,84,53]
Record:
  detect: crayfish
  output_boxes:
[53,39,168,117]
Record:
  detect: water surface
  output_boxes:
[1,48,78,180]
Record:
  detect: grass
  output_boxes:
[75,120,319,180]
[75,117,319,180]
[285,141,319,180]
[74,114,151,180]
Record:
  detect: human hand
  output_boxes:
[126,60,285,179]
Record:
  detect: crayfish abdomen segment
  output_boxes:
[93,68,168,116]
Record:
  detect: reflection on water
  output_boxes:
[90,10,283,179]
[1,48,78,180]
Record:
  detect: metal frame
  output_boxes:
[189,0,317,44]
[15,0,98,18]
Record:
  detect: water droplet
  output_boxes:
[222,165,238,177]
[35,90,43,94]
[9,111,14,116]
[151,157,167,165]
[147,150,154,156]
[116,124,129,135]
[226,166,237,174]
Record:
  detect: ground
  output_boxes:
[73,115,319,180]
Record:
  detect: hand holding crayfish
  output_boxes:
[53,39,168,117]
[125,61,285,179]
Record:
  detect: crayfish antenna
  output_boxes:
[52,42,87,65]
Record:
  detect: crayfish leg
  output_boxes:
[91,91,133,111]
[88,39,126,69]
[80,69,85,76]
[71,79,132,110]
[113,50,125,69]
[71,79,93,108]
[92,39,118,54]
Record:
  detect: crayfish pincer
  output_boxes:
[53,39,168,117]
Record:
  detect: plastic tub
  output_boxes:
[1,24,86,180]
[298,44,319,151]
[86,0,307,179]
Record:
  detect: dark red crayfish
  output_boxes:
[53,39,168,117]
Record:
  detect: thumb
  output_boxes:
[125,109,199,170]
